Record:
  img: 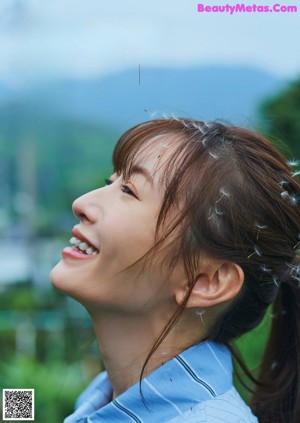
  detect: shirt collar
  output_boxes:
[65,340,233,423]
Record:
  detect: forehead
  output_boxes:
[130,134,181,178]
[112,128,188,194]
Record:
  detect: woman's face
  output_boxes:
[50,138,183,316]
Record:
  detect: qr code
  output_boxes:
[2,389,34,421]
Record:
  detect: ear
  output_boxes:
[175,262,244,308]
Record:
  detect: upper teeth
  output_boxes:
[69,236,99,255]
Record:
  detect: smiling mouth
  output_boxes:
[69,236,99,255]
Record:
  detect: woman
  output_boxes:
[51,118,300,423]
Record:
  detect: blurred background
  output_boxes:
[0,0,300,421]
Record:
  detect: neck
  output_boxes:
[89,309,203,398]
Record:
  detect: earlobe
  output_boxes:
[177,262,244,309]
[185,274,214,308]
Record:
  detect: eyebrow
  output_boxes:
[129,165,154,186]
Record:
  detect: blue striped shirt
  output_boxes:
[64,341,259,422]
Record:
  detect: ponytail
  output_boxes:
[251,256,300,423]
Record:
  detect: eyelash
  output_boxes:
[104,178,137,198]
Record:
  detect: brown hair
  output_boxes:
[111,117,300,423]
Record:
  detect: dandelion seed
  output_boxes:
[286,262,300,279]
[182,120,191,129]
[172,115,187,126]
[254,245,262,256]
[201,137,208,147]
[278,180,288,188]
[271,361,278,370]
[291,271,300,284]
[255,223,268,230]
[192,122,205,133]
[260,265,272,273]
[280,191,290,200]
[247,245,262,259]
[287,159,299,167]
[272,276,279,287]
[216,187,230,203]
[294,234,300,249]
[149,111,160,119]
[220,187,230,197]
[196,309,205,324]
[208,206,223,221]
[215,207,223,216]
[255,223,268,240]
[289,194,299,205]
[289,264,300,275]
[292,170,300,177]
[209,151,219,160]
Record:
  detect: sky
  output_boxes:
[0,0,299,88]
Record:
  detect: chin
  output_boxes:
[50,260,67,292]
[49,260,79,294]
[50,260,91,306]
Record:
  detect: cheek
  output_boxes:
[50,206,163,310]
[101,212,157,268]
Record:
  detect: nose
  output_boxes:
[72,189,101,223]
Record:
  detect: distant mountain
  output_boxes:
[0,83,16,105]
[6,65,286,130]
[0,66,288,232]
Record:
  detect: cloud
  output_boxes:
[0,0,299,87]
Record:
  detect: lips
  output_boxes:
[61,227,100,260]
[69,237,99,255]
[71,227,99,252]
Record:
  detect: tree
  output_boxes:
[258,78,300,159]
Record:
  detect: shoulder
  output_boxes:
[167,386,259,423]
